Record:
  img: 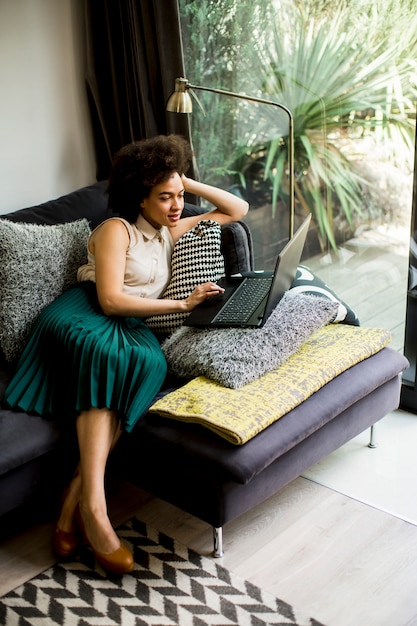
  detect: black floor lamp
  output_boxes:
[166,77,295,239]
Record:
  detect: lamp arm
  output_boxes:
[188,83,294,238]
[188,83,292,116]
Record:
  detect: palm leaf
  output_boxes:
[244,3,416,248]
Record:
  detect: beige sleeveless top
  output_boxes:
[77,215,174,299]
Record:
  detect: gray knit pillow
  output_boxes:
[0,219,90,362]
[161,292,339,388]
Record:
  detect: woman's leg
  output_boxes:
[74,408,134,574]
[55,406,133,573]
[75,407,123,554]
[56,409,123,539]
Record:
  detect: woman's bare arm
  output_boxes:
[172,175,249,242]
[91,220,223,317]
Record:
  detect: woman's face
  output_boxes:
[140,172,184,229]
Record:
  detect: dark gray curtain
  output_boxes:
[84,0,192,180]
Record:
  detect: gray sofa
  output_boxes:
[0,182,408,555]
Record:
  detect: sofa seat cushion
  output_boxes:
[0,373,62,477]
[131,346,407,485]
[151,325,393,444]
[0,410,62,478]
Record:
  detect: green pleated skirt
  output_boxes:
[3,282,167,433]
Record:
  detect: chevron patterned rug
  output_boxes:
[0,517,325,626]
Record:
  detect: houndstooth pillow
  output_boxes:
[145,220,225,334]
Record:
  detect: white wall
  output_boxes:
[0,0,96,214]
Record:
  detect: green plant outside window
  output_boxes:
[179,0,416,254]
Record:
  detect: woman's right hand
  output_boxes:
[183,282,225,311]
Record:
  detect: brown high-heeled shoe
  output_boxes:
[52,525,80,559]
[75,505,134,575]
[93,542,135,575]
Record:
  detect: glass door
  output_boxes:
[178,0,416,356]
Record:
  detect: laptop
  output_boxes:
[184,213,311,329]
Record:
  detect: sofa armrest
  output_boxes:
[221,221,254,275]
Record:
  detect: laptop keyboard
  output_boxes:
[213,277,273,324]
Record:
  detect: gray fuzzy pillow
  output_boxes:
[161,292,339,389]
[0,218,90,362]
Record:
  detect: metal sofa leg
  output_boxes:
[213,526,224,558]
[368,424,378,448]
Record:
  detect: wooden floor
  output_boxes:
[1,477,417,626]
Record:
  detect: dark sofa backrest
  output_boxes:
[1,181,110,229]
[1,182,254,276]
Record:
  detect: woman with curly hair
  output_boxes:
[3,134,248,575]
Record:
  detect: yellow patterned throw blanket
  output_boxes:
[149,325,392,445]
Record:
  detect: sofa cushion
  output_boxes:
[0,219,90,362]
[145,220,225,334]
[161,292,338,388]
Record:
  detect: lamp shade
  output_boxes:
[166,78,193,113]
[166,92,193,113]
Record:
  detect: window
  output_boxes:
[179,0,416,358]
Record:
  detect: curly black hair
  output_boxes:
[107,135,192,222]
